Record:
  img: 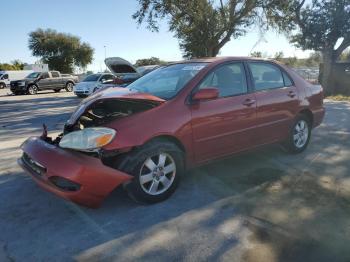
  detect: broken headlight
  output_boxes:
[59,127,116,151]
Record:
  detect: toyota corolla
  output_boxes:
[18,57,325,208]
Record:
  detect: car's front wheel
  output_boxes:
[0,83,5,89]
[27,85,38,95]
[285,114,311,153]
[117,140,184,203]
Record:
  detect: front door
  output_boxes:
[37,72,51,89]
[191,62,257,163]
[247,62,300,145]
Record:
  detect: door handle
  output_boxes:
[242,98,256,106]
[287,91,296,98]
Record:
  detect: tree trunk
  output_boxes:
[321,51,335,96]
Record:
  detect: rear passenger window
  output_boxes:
[282,71,293,86]
[51,72,59,78]
[199,63,247,97]
[249,63,284,91]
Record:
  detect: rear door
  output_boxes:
[191,62,257,163]
[247,61,299,145]
[50,71,63,88]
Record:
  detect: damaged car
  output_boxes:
[18,57,325,208]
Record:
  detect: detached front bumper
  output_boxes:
[18,137,133,208]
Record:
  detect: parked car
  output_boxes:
[18,57,325,207]
[73,73,115,97]
[105,57,159,86]
[10,71,76,95]
[74,58,160,97]
[0,70,33,89]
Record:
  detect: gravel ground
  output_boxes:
[0,88,350,262]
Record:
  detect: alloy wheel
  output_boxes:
[28,86,37,95]
[293,120,309,148]
[139,153,176,195]
[66,83,73,92]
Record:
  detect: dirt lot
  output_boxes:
[0,88,350,262]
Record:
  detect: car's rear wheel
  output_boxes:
[27,85,38,95]
[54,89,61,93]
[285,114,311,153]
[116,140,184,203]
[0,83,5,89]
[65,82,74,92]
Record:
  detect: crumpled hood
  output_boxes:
[84,87,165,103]
[67,87,165,125]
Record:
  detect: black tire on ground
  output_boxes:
[65,82,74,92]
[27,85,38,95]
[54,89,61,93]
[0,83,5,89]
[284,114,312,154]
[116,139,184,204]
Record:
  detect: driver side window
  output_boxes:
[199,63,248,98]
[41,72,49,79]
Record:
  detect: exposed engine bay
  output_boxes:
[64,98,161,133]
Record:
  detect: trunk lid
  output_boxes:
[105,57,140,77]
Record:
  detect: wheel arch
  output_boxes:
[146,135,186,154]
[298,108,314,126]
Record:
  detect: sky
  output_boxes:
[0,0,311,72]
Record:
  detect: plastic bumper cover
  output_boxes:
[18,137,133,208]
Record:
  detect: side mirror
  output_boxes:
[192,88,219,101]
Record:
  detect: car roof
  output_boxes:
[169,56,273,65]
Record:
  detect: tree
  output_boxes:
[250,51,263,58]
[273,51,284,61]
[135,57,166,66]
[0,60,26,70]
[133,0,266,58]
[28,28,94,73]
[267,0,350,94]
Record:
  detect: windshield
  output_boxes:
[26,72,41,78]
[83,74,101,82]
[128,63,208,100]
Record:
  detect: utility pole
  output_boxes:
[104,45,107,71]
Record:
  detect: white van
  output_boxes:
[0,70,33,89]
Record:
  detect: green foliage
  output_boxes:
[0,60,26,70]
[250,51,263,58]
[28,28,94,73]
[267,0,350,94]
[250,51,322,68]
[134,57,165,66]
[133,0,263,58]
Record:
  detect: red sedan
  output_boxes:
[19,57,325,207]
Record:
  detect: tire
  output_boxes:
[284,114,311,154]
[54,89,61,93]
[0,83,5,89]
[65,82,74,92]
[116,139,184,204]
[27,85,38,95]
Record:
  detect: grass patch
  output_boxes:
[326,95,350,102]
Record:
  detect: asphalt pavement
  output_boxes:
[1,88,350,262]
